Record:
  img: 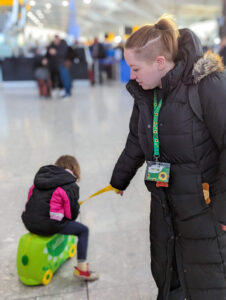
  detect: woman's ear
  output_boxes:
[155,56,166,71]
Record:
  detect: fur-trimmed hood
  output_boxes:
[192,51,224,84]
[176,29,224,85]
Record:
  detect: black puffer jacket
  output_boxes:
[110,29,226,300]
[22,165,80,235]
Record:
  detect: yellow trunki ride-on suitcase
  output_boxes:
[17,233,77,285]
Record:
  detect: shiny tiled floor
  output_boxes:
[0,81,157,300]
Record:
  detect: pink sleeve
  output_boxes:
[50,187,72,221]
[27,185,35,202]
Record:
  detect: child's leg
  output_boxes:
[59,221,89,262]
[59,221,99,281]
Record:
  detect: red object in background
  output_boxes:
[38,79,52,97]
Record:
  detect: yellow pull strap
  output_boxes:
[78,184,119,205]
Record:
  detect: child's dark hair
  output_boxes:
[55,155,81,181]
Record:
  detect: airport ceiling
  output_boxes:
[26,0,222,37]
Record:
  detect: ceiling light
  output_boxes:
[45,3,52,9]
[62,1,69,7]
[29,0,36,6]
[114,36,122,43]
[83,0,92,4]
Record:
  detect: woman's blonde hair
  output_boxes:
[125,14,179,62]
[55,155,81,181]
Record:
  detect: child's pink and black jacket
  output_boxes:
[22,165,80,235]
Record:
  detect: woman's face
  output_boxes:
[124,49,162,90]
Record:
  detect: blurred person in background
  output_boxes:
[34,57,52,98]
[114,42,124,60]
[114,42,125,81]
[47,35,72,98]
[110,14,226,300]
[219,36,226,66]
[72,40,93,85]
[90,37,107,84]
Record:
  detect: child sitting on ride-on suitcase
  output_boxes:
[22,155,99,281]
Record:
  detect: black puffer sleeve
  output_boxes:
[110,103,145,190]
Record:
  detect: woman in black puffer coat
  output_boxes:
[110,15,226,300]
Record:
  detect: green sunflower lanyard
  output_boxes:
[145,89,171,187]
[153,89,162,161]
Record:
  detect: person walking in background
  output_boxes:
[22,155,99,281]
[47,35,72,98]
[46,36,64,93]
[90,37,106,84]
[110,15,226,300]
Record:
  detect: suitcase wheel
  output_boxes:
[68,244,76,258]
[42,269,53,285]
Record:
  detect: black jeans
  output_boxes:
[59,221,89,261]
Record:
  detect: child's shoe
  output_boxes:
[74,264,99,281]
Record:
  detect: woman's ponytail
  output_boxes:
[155,15,179,61]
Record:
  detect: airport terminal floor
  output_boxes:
[0,81,157,299]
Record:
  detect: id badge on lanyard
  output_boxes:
[145,161,170,183]
[145,89,171,187]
